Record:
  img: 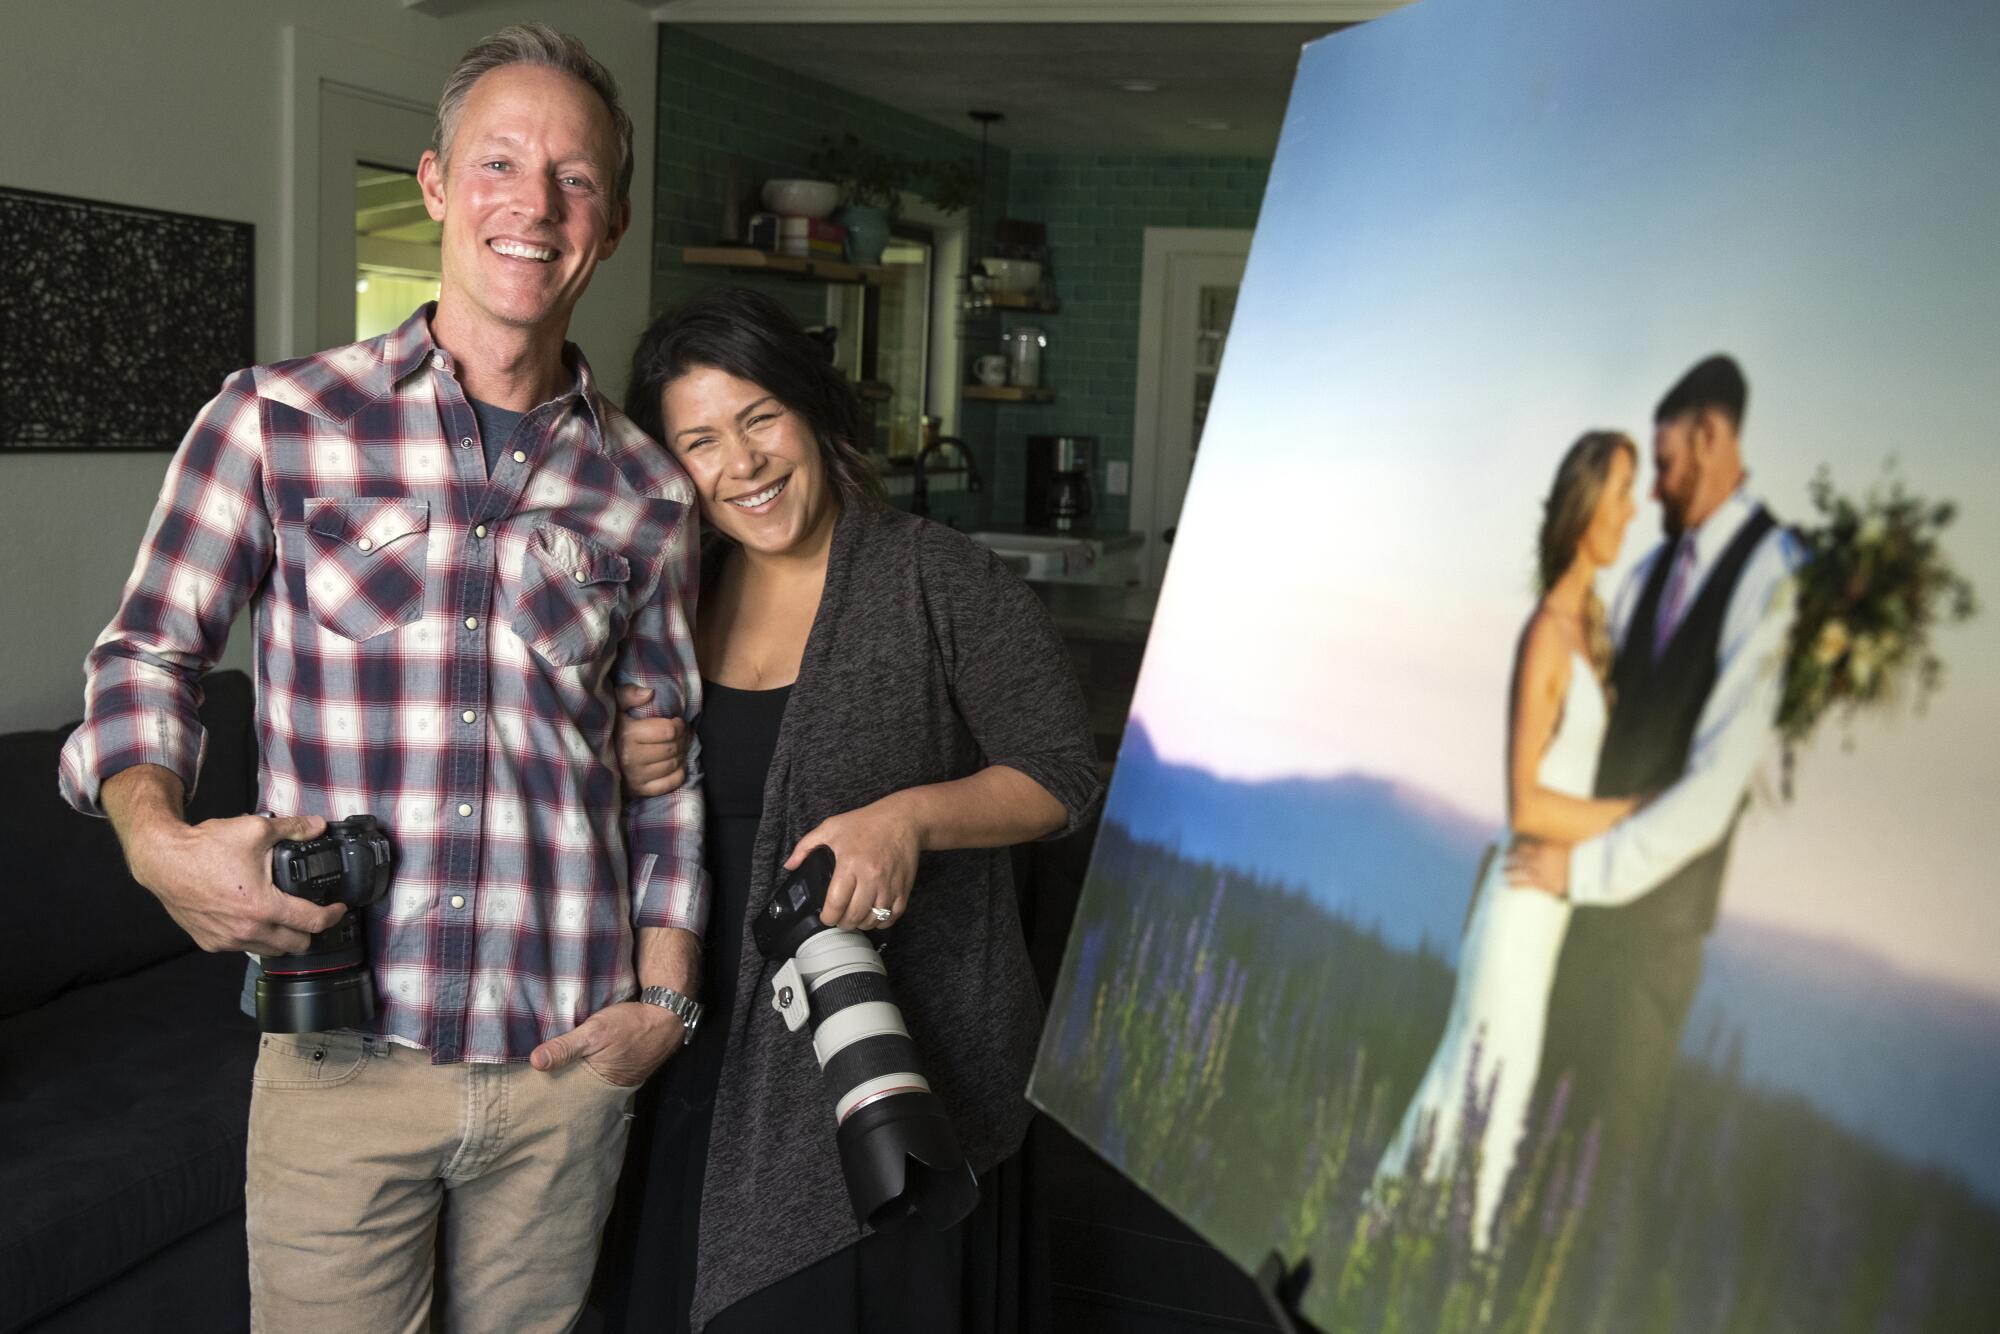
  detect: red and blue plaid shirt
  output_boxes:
[60,307,706,1063]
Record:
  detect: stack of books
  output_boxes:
[779,217,848,261]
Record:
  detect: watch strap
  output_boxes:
[637,985,703,1042]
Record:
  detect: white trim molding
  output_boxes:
[1131,226,1253,588]
[281,27,443,358]
[640,0,1406,22]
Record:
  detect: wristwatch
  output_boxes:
[637,985,703,1043]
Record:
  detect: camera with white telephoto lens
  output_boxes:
[754,846,979,1231]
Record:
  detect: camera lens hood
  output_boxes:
[836,1092,980,1231]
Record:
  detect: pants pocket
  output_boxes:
[579,1055,646,1091]
[252,1031,374,1090]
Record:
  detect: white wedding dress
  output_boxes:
[1373,652,1606,1250]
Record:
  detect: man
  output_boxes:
[57,25,703,1330]
[1510,354,1801,1160]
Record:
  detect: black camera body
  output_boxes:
[256,815,393,1034]
[757,847,978,1232]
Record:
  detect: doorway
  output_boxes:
[317,85,435,350]
[1130,227,1252,587]
[354,164,440,341]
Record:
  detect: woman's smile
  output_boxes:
[725,475,790,514]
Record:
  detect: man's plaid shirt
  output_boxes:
[60,307,707,1063]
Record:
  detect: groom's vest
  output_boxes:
[1594,506,1777,938]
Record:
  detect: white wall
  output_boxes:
[0,0,659,732]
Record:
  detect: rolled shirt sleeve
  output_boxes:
[618,487,709,935]
[917,524,1104,836]
[59,373,272,816]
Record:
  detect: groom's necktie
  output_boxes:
[1653,535,1698,660]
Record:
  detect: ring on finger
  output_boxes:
[871,906,893,922]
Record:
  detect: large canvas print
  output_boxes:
[1028,0,2000,1329]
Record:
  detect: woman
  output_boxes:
[1371,430,1641,1251]
[591,287,1101,1333]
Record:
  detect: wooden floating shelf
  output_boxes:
[962,385,1055,403]
[681,247,882,285]
[962,292,1061,314]
[986,291,1060,312]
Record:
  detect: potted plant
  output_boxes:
[809,133,976,265]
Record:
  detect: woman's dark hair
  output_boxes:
[624,286,884,504]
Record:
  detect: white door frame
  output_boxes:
[1130,225,1253,586]
[895,193,967,439]
[282,27,446,357]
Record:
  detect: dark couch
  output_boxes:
[1,671,259,1333]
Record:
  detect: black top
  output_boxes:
[692,680,792,1061]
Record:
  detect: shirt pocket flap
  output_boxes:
[306,498,431,553]
[530,523,630,588]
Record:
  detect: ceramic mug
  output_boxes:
[973,354,1008,387]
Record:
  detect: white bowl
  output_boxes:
[980,258,1042,293]
[761,179,840,219]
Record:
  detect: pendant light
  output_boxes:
[961,109,1003,312]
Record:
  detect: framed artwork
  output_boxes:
[0,185,253,453]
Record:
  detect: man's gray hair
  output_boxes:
[433,23,635,206]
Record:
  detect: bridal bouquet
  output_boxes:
[1776,465,1977,794]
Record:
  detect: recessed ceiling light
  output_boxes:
[1116,79,1161,94]
[1188,118,1233,132]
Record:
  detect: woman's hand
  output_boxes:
[1505,836,1571,898]
[613,683,689,797]
[785,796,922,931]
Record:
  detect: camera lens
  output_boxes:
[258,817,393,1034]
[759,849,979,1230]
[256,914,378,1033]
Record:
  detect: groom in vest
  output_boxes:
[1510,355,1801,1162]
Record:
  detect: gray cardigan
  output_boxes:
[690,499,1102,1328]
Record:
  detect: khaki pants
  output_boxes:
[245,1031,635,1334]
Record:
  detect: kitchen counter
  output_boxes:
[978,522,1144,552]
[1024,579,1158,645]
[1024,579,1156,767]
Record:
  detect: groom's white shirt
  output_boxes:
[1568,485,1804,908]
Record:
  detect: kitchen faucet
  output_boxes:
[911,436,983,519]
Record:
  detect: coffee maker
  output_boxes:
[1026,435,1094,533]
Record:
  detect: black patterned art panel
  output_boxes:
[0,186,253,452]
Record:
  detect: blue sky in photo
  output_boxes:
[1128,0,2000,1000]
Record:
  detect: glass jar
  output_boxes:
[1002,325,1046,389]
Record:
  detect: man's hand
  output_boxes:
[785,797,921,931]
[1505,836,1571,899]
[528,1000,683,1086]
[613,683,689,797]
[124,806,345,954]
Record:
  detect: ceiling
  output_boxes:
[680,21,1352,156]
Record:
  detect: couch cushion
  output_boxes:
[0,670,256,1018]
[0,948,258,1330]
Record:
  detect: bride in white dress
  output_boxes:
[1373,431,1643,1251]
